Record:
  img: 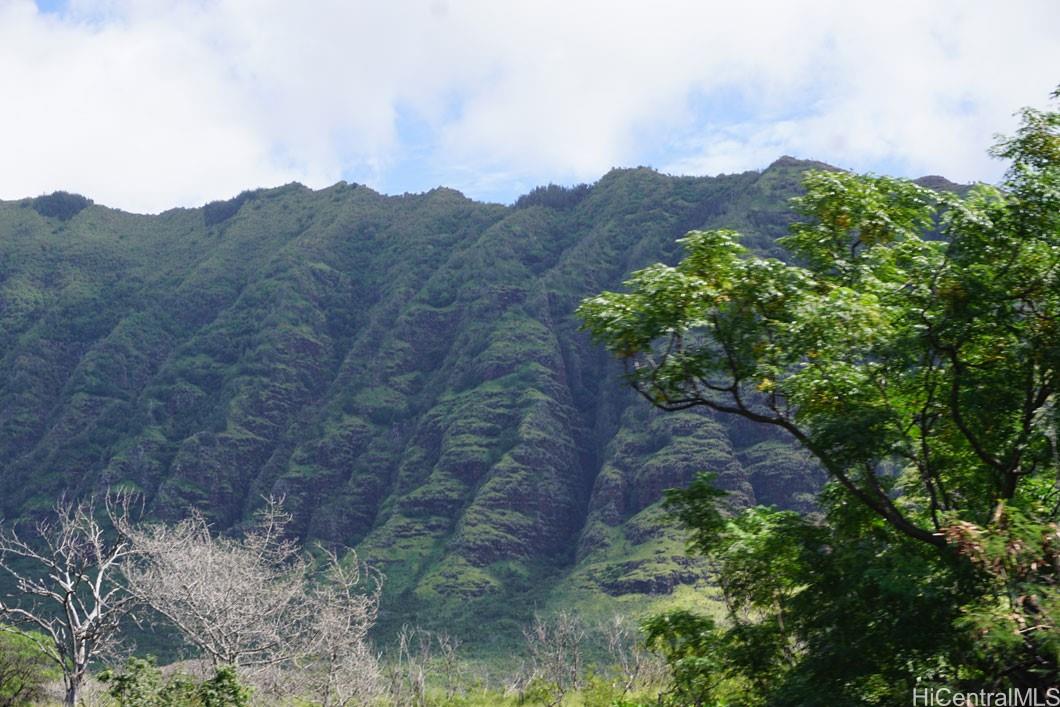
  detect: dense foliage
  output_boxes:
[513,183,591,211]
[0,629,58,707]
[201,190,259,227]
[99,657,251,707]
[580,91,1060,698]
[24,191,93,221]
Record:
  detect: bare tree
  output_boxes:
[0,494,137,706]
[382,626,464,707]
[599,614,666,698]
[292,548,383,707]
[521,611,587,706]
[121,498,382,700]
[383,625,430,707]
[509,612,667,704]
[432,630,462,703]
[122,498,311,672]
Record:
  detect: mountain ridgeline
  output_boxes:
[0,159,854,637]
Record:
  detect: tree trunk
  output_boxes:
[64,680,78,707]
[65,653,85,707]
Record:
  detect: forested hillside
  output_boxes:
[0,158,864,638]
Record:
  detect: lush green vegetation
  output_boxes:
[99,659,250,707]
[0,159,823,650]
[4,72,1042,706]
[580,90,1060,700]
[25,192,93,222]
[0,629,60,706]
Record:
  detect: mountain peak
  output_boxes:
[765,155,838,172]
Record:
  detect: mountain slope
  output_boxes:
[0,160,828,641]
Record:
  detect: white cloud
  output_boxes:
[1,0,1057,212]
[662,1,1060,183]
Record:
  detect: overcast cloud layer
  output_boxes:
[3,0,1058,212]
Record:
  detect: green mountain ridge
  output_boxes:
[1,158,871,642]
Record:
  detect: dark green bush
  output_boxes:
[27,191,92,221]
[99,657,251,707]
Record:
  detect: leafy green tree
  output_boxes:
[0,629,59,707]
[99,657,250,707]
[642,609,724,707]
[657,478,980,704]
[99,656,167,707]
[195,667,251,707]
[580,89,1060,694]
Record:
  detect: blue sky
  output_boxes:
[3,0,1059,212]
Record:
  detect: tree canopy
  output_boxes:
[579,89,1060,695]
[580,92,1060,547]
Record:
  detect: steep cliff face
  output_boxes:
[0,159,826,634]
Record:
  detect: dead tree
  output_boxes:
[382,626,465,707]
[0,494,137,707]
[293,548,383,707]
[122,498,382,700]
[599,614,666,698]
[383,625,430,707]
[522,611,587,705]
